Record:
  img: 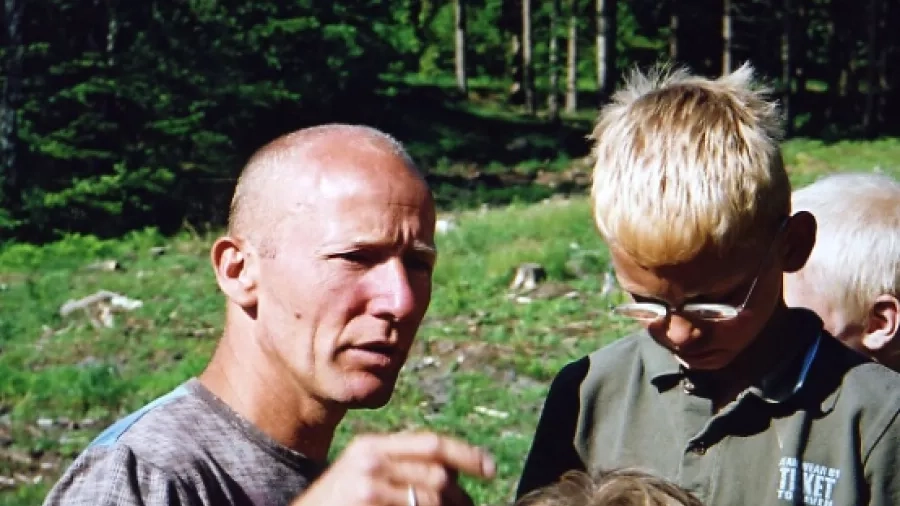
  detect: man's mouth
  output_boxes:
[341,342,399,368]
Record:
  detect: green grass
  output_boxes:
[782,137,900,186]
[1,139,898,505]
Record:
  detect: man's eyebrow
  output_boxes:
[317,237,437,257]
[410,240,438,257]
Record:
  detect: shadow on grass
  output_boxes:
[377,84,592,167]
[318,82,596,211]
[181,81,598,231]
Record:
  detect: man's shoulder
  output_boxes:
[43,381,239,505]
[87,380,222,472]
[43,440,193,506]
[46,380,322,506]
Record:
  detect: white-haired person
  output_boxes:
[784,172,900,371]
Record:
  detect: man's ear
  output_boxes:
[781,211,817,273]
[210,236,259,309]
[861,294,900,351]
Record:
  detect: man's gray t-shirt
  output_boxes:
[43,379,324,506]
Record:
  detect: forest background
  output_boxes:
[1,0,898,241]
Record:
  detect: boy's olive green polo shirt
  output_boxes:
[517,311,900,506]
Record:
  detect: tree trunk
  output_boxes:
[0,0,24,206]
[722,0,732,74]
[547,0,561,122]
[862,0,880,137]
[522,0,535,115]
[825,0,849,126]
[876,0,890,129]
[508,33,523,103]
[454,0,467,94]
[781,0,794,137]
[596,0,617,100]
[410,0,433,45]
[669,0,678,61]
[105,0,119,66]
[501,0,524,104]
[565,0,578,113]
[794,2,808,112]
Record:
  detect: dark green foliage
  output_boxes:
[5,0,404,241]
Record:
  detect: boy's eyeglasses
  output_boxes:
[611,219,788,323]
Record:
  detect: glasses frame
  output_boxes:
[611,219,789,323]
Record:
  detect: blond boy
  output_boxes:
[517,65,900,506]
[784,172,900,370]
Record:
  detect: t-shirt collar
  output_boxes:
[643,312,824,404]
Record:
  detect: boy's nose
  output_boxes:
[665,314,702,348]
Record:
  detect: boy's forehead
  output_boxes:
[611,245,755,297]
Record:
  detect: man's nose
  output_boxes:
[665,313,701,348]
[369,258,417,320]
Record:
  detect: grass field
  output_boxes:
[1,138,898,505]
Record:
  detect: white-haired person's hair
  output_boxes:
[590,62,790,266]
[790,172,900,330]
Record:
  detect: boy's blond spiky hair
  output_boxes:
[590,63,790,266]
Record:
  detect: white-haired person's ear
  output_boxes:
[861,294,900,352]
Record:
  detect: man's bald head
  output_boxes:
[227,124,426,246]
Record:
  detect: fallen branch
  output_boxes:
[59,290,144,330]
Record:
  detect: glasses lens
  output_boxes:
[613,304,665,321]
[683,304,738,321]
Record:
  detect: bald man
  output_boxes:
[43,125,495,506]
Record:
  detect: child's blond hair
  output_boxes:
[590,63,790,266]
[517,469,705,506]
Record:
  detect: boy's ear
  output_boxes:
[861,294,900,351]
[781,211,816,273]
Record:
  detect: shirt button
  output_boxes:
[682,378,696,393]
[691,443,707,455]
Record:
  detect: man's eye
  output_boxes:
[405,256,434,273]
[340,251,377,265]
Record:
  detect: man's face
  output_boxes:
[254,155,436,409]
[611,242,785,371]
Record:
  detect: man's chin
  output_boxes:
[340,377,398,409]
[343,391,394,409]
